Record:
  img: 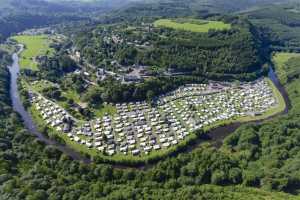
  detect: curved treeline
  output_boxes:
[0,50,11,107]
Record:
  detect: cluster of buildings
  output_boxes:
[18,27,55,36]
[30,79,278,157]
[30,94,74,133]
[68,25,157,85]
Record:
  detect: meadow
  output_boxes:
[154,18,231,33]
[12,35,54,71]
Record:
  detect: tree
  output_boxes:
[211,170,227,185]
[229,168,242,184]
[42,86,62,100]
[0,34,4,42]
[83,87,102,107]
[146,90,155,102]
[25,190,48,200]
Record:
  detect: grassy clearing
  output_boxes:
[272,52,300,84]
[154,18,231,33]
[12,35,54,71]
[92,104,117,118]
[63,89,81,103]
[30,80,57,92]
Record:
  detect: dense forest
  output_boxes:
[0,0,136,39]
[0,0,296,40]
[76,18,264,75]
[106,0,296,21]
[243,4,300,52]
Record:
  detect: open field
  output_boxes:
[92,104,117,118]
[12,35,54,71]
[154,18,231,33]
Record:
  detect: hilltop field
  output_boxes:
[12,35,54,71]
[154,18,231,32]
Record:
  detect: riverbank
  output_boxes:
[9,48,91,164]
[11,35,54,71]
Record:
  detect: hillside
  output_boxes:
[242,3,300,51]
[107,0,298,20]
[0,0,132,39]
[0,0,297,39]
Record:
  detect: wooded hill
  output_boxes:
[0,0,297,41]
[242,4,300,52]
[105,0,297,22]
[77,19,264,73]
[0,0,132,39]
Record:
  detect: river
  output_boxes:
[8,49,290,168]
[9,46,91,163]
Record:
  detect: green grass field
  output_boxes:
[12,35,54,71]
[154,18,231,33]
[92,104,117,118]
